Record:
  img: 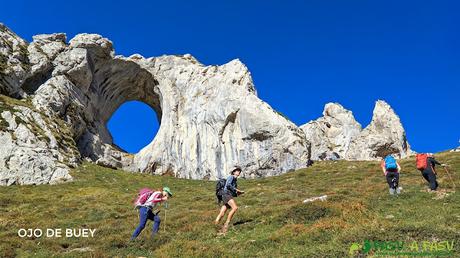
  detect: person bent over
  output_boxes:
[131,187,173,240]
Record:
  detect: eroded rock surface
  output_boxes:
[0,97,79,185]
[0,24,311,184]
[301,101,411,160]
[300,103,361,160]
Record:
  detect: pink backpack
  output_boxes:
[134,188,154,208]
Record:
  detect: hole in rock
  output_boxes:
[107,101,160,154]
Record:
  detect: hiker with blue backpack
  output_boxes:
[214,166,245,234]
[130,187,173,240]
[381,155,402,195]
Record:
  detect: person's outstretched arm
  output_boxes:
[151,192,166,204]
[432,159,442,166]
[380,161,386,175]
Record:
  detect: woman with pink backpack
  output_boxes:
[130,187,173,240]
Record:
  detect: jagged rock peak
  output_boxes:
[301,102,361,160]
[346,100,411,160]
[370,100,401,128]
[301,100,411,161]
[323,102,351,117]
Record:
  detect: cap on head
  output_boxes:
[231,166,242,175]
[163,186,173,197]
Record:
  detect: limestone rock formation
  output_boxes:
[0,24,29,98]
[301,101,411,160]
[346,100,411,160]
[0,24,311,184]
[0,96,79,185]
[300,103,361,160]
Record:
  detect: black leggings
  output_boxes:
[386,171,399,189]
[422,170,438,190]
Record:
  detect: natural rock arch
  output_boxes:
[0,25,311,184]
[93,59,162,124]
[71,57,166,171]
[107,100,161,153]
[78,58,163,160]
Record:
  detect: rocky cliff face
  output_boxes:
[0,96,79,185]
[0,24,310,184]
[301,101,411,160]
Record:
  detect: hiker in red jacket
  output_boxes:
[421,154,445,191]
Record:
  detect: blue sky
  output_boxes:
[2,0,459,153]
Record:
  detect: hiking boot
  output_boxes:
[217,224,229,235]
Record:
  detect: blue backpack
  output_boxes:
[384,155,397,170]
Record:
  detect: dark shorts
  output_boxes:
[222,193,233,206]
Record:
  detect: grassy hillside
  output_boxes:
[1,152,459,257]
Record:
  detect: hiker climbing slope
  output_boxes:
[381,155,401,195]
[417,153,445,191]
[131,187,173,240]
[214,166,244,234]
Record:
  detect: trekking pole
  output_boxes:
[163,202,168,233]
[443,166,456,189]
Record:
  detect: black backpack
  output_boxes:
[215,178,227,204]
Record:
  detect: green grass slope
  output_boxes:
[1,152,459,257]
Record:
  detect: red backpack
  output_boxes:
[416,154,428,170]
[134,188,154,208]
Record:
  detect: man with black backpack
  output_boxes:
[214,166,245,235]
[381,155,402,195]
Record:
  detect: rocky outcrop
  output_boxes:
[346,101,411,160]
[0,96,79,185]
[300,103,361,160]
[301,101,411,160]
[0,24,310,184]
[0,24,29,98]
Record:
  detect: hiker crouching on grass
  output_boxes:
[130,187,173,240]
[215,166,245,234]
[381,155,401,195]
